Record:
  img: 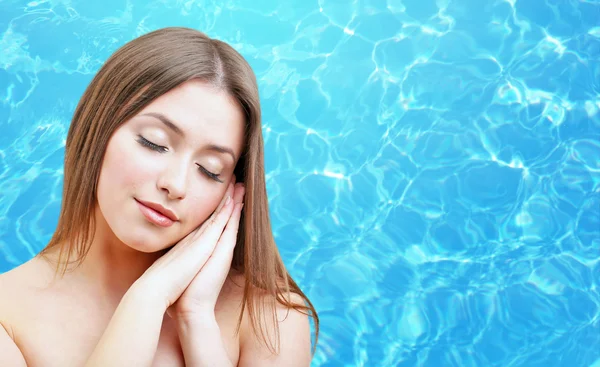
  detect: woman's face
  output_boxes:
[95,80,245,252]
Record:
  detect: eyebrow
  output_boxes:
[140,112,237,161]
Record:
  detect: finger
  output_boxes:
[162,191,234,259]
[213,180,235,217]
[142,193,237,307]
[194,194,236,255]
[157,194,234,275]
[201,201,243,277]
[189,188,244,284]
[194,181,235,236]
[233,183,245,205]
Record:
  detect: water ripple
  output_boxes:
[1,0,600,366]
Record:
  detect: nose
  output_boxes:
[157,160,188,200]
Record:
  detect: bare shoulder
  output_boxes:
[0,255,52,286]
[222,272,312,367]
[0,263,18,319]
[0,256,56,319]
[220,271,309,314]
[0,264,22,350]
[0,259,43,366]
[222,271,307,305]
[0,260,32,312]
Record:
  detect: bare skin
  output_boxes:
[0,79,248,365]
[0,255,250,366]
[0,80,312,366]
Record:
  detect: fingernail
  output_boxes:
[225,195,231,205]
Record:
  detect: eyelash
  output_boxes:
[136,135,223,183]
[137,135,168,153]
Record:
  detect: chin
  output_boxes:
[117,230,175,254]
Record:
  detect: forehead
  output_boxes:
[137,80,245,153]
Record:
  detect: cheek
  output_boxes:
[100,135,157,193]
[182,189,224,229]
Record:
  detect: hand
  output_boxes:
[132,176,245,319]
[168,180,245,321]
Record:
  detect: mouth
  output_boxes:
[135,199,178,227]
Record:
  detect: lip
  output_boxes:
[135,199,179,227]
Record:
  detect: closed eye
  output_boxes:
[137,134,223,183]
[137,135,168,153]
[197,164,223,183]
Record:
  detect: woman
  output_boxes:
[0,27,318,366]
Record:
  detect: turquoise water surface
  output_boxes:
[1,0,600,366]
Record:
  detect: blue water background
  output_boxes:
[1,0,600,366]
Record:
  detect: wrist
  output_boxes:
[174,311,219,331]
[169,301,216,323]
[176,313,232,367]
[126,280,168,313]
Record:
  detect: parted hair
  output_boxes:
[38,27,318,354]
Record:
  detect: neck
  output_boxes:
[44,206,167,307]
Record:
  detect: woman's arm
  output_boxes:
[85,181,241,366]
[168,183,245,366]
[84,285,165,367]
[176,315,233,367]
[175,297,312,367]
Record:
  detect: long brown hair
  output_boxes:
[38,27,318,354]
